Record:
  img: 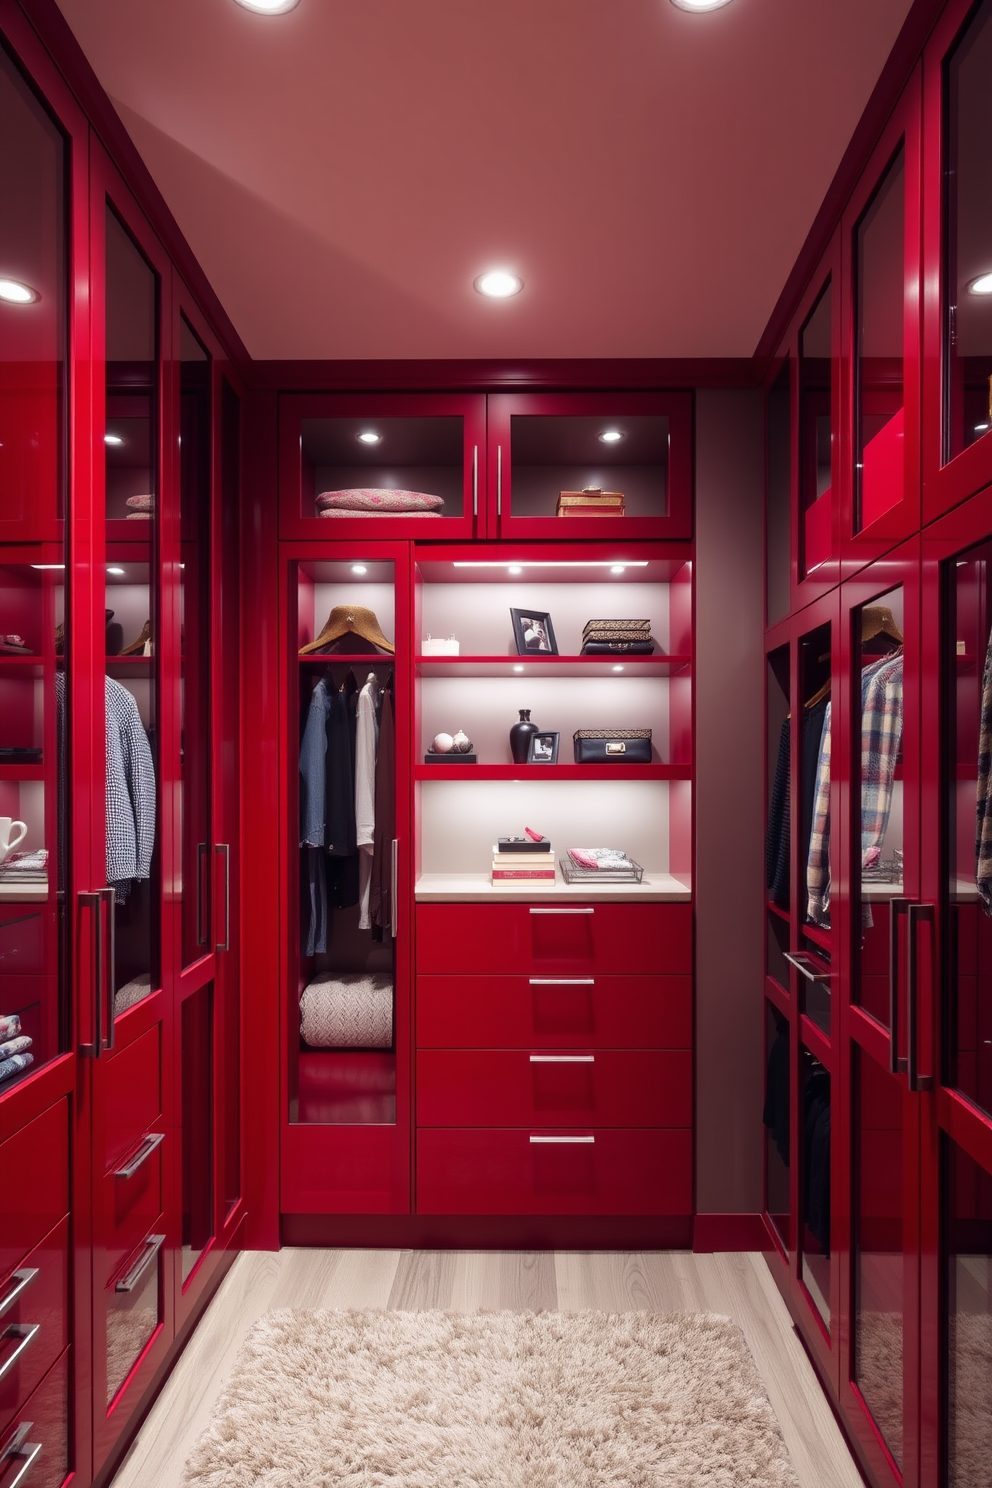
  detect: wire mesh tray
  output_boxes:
[558,855,644,884]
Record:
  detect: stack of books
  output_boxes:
[580,618,654,656]
[491,838,556,882]
[555,487,625,517]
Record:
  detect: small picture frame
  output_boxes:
[527,730,560,764]
[510,608,558,655]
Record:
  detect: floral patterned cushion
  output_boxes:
[315,488,444,513]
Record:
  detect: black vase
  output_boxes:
[509,708,539,763]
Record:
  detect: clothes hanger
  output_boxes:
[299,605,394,656]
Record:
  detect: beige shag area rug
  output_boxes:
[181,1308,800,1487]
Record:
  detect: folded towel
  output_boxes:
[0,1014,21,1042]
[567,847,636,871]
[0,1035,31,1060]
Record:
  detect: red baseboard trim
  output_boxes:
[281,1214,693,1251]
[691,1213,768,1252]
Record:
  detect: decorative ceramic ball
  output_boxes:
[451,730,472,753]
[431,732,454,753]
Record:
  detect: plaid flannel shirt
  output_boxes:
[861,654,903,869]
[806,702,832,926]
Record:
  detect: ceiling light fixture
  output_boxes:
[351,564,368,575]
[104,434,123,446]
[507,565,523,576]
[106,567,126,576]
[232,0,300,12]
[474,270,523,299]
[453,561,648,570]
[612,665,625,672]
[967,271,992,295]
[357,431,381,445]
[670,0,734,9]
[513,665,524,673]
[0,278,39,304]
[599,430,624,444]
[976,423,990,433]
[610,565,627,575]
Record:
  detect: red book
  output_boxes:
[491,868,556,880]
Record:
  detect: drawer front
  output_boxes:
[101,1130,165,1285]
[417,1128,693,1215]
[0,1217,68,1426]
[103,1222,166,1409]
[417,903,691,977]
[417,974,692,1050]
[0,1103,68,1282]
[103,1025,163,1174]
[417,1050,691,1128]
[0,1349,68,1488]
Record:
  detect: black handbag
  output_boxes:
[572,729,652,763]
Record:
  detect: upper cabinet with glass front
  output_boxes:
[841,73,922,562]
[923,0,992,521]
[278,390,693,541]
[278,392,486,540]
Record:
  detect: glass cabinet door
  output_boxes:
[487,392,692,541]
[103,205,160,1021]
[0,46,68,1088]
[278,393,484,541]
[799,280,835,582]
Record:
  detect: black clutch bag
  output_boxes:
[572,729,652,763]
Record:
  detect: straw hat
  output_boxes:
[300,605,394,655]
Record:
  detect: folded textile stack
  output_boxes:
[0,848,48,901]
[0,632,32,655]
[300,973,394,1048]
[126,494,155,520]
[560,847,643,883]
[0,1015,33,1085]
[115,973,152,1016]
[316,489,444,518]
[492,840,555,882]
[580,618,655,656]
[556,487,625,517]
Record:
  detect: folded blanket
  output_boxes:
[0,1014,21,1042]
[115,973,152,1016]
[567,847,636,871]
[0,1051,33,1084]
[300,973,393,1048]
[316,488,443,513]
[0,1035,31,1060]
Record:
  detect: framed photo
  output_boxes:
[527,730,560,764]
[510,608,558,655]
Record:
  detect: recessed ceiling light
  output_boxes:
[0,278,39,304]
[104,434,124,446]
[612,665,625,672]
[507,565,523,576]
[474,270,523,299]
[232,0,300,12]
[610,565,626,575]
[967,271,992,295]
[599,429,624,444]
[357,431,381,445]
[513,665,524,673]
[106,566,126,576]
[670,0,734,9]
[351,564,368,575]
[975,423,990,433]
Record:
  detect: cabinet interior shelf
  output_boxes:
[415,763,690,781]
[0,658,44,675]
[416,654,690,678]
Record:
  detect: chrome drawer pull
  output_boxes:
[1,1429,42,1488]
[0,1323,40,1381]
[529,1134,595,1144]
[783,951,833,984]
[115,1233,165,1294]
[114,1131,165,1180]
[528,907,594,916]
[529,978,595,986]
[529,1054,595,1063]
[0,1270,38,1320]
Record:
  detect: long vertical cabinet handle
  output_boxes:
[497,444,503,520]
[907,903,935,1092]
[391,839,399,939]
[0,1424,42,1488]
[888,897,910,1075]
[78,892,102,1057]
[215,843,230,952]
[98,886,116,1052]
[472,444,478,519]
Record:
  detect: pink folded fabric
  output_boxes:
[126,494,155,510]
[316,488,444,513]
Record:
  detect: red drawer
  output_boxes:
[416,1128,692,1215]
[101,1130,165,1286]
[416,903,691,977]
[0,1102,68,1282]
[103,1222,166,1409]
[417,974,691,1050]
[0,1349,68,1488]
[103,1025,162,1174]
[417,1049,691,1128]
[0,1217,68,1427]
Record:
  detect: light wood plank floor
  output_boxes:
[109,1249,866,1487]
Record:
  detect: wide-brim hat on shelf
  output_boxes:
[300,605,394,655]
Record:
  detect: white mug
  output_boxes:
[0,817,28,864]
